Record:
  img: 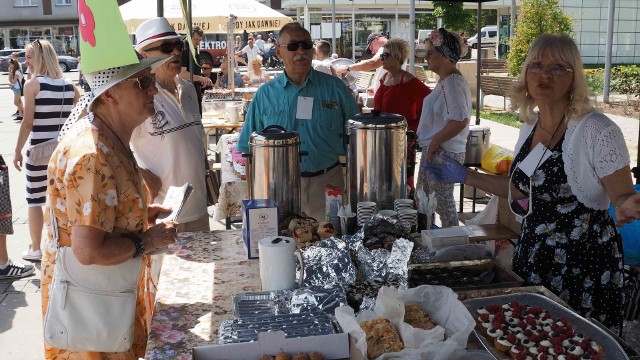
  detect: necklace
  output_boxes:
[96,115,136,166]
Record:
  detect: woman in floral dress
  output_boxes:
[42,58,179,359]
[424,34,639,328]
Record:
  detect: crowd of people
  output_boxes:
[1,16,639,357]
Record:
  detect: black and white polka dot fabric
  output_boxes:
[510,125,625,328]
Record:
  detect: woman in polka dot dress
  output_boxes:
[423,34,640,328]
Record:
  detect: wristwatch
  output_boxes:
[346,65,351,72]
[125,233,145,258]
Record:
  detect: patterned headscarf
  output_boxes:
[427,28,461,63]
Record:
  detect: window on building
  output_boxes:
[55,0,72,5]
[14,0,38,6]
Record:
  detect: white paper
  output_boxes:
[518,142,552,177]
[156,182,193,224]
[296,96,313,120]
[335,285,475,360]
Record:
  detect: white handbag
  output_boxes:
[43,201,142,352]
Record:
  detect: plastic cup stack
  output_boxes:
[378,209,398,218]
[394,199,414,212]
[357,201,377,226]
[397,209,418,231]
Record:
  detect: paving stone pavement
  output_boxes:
[0,78,638,358]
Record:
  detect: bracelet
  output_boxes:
[125,233,145,258]
[347,65,351,71]
[615,194,634,211]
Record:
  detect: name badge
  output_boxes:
[296,96,314,120]
[518,142,553,177]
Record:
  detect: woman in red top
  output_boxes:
[374,38,432,197]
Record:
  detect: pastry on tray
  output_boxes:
[360,318,404,360]
[474,301,603,360]
[403,303,437,330]
[259,352,323,360]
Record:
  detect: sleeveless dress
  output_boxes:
[247,70,268,86]
[510,125,625,328]
[25,77,74,207]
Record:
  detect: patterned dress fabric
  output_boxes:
[510,126,624,328]
[42,121,155,359]
[25,77,74,207]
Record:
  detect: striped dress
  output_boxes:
[25,77,74,207]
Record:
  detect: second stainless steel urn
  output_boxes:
[347,111,407,211]
[245,125,302,220]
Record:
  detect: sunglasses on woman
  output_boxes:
[122,73,156,91]
[144,41,184,54]
[279,40,313,52]
[527,61,573,76]
[508,170,533,221]
[380,52,393,61]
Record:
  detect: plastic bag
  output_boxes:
[481,145,513,175]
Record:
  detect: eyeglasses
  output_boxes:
[279,40,313,52]
[380,52,393,61]
[527,61,573,76]
[425,50,438,60]
[144,41,184,54]
[122,73,156,91]
[508,170,533,220]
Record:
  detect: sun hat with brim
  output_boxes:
[84,55,170,99]
[57,55,171,141]
[135,17,184,52]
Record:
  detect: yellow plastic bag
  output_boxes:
[481,145,513,174]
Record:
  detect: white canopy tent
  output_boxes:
[119,0,292,34]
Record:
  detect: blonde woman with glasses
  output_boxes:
[13,39,80,262]
[424,34,638,328]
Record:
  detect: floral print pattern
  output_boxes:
[42,123,153,359]
[145,230,261,359]
[511,126,625,328]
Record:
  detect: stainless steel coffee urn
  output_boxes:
[347,111,407,211]
[464,125,491,165]
[245,125,302,220]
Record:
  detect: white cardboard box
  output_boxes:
[192,331,350,360]
[420,226,471,249]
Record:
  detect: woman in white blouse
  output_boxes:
[242,57,270,86]
[424,34,638,328]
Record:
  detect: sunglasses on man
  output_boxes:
[144,41,184,54]
[122,73,156,91]
[279,40,313,52]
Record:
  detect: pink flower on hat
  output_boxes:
[78,0,96,47]
[428,31,444,47]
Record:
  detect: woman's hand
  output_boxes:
[425,142,441,160]
[13,151,23,171]
[614,193,640,227]
[147,204,172,224]
[142,221,179,253]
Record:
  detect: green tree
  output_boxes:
[507,0,574,76]
[432,1,472,32]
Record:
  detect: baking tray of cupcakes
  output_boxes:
[463,293,628,360]
[407,259,524,291]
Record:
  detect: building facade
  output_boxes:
[281,0,640,65]
[0,0,79,56]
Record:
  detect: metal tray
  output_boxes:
[463,293,629,360]
[218,311,336,344]
[232,291,289,318]
[407,259,524,291]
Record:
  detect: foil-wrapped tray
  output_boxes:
[233,287,348,318]
[407,259,523,291]
[218,311,336,344]
[463,293,629,360]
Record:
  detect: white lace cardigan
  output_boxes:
[514,111,630,210]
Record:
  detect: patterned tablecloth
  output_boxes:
[213,134,247,221]
[145,230,260,359]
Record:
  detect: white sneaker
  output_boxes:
[21,248,42,262]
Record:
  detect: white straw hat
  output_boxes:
[84,55,169,98]
[135,17,183,52]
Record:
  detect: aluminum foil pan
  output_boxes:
[297,237,356,288]
[233,286,347,318]
[463,293,629,360]
[218,311,336,344]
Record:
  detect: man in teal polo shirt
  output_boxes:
[237,22,359,220]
